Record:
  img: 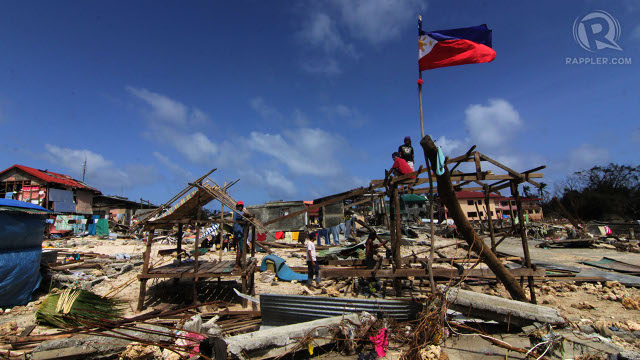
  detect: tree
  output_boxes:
[522,185,532,198]
[538,182,549,202]
[557,163,640,221]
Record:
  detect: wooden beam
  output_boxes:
[478,153,542,187]
[474,152,482,180]
[420,135,528,302]
[320,267,544,279]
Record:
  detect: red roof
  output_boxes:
[456,191,501,199]
[0,164,101,193]
[498,196,541,202]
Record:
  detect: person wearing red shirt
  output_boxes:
[391,152,415,178]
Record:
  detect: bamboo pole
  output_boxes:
[484,185,497,252]
[193,200,202,305]
[392,186,403,296]
[218,182,226,261]
[511,182,537,304]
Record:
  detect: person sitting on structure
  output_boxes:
[390,152,415,178]
[365,233,389,269]
[398,136,415,171]
[233,200,252,268]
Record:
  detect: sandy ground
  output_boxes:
[2,229,640,357]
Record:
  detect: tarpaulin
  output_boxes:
[0,247,42,307]
[0,213,47,251]
[49,188,75,213]
[96,218,109,236]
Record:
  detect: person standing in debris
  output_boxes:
[305,232,321,287]
[365,233,389,269]
[233,201,252,268]
[398,136,415,171]
[390,152,415,178]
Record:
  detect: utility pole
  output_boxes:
[82,157,87,182]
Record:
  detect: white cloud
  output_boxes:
[263,170,297,197]
[292,109,310,127]
[300,13,355,55]
[321,104,367,127]
[126,87,189,125]
[296,0,425,75]
[332,0,427,45]
[44,144,155,189]
[241,168,297,199]
[250,97,284,121]
[465,99,523,149]
[128,86,219,165]
[435,135,464,156]
[566,144,609,172]
[248,128,346,176]
[301,58,342,75]
[153,151,193,180]
[146,124,218,164]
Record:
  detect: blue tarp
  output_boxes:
[0,213,47,251]
[0,247,42,307]
[0,198,49,211]
[260,254,307,282]
[87,215,99,235]
[48,189,75,213]
[0,199,48,307]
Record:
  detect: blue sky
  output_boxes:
[1,1,639,206]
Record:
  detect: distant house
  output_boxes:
[246,200,308,232]
[0,164,101,214]
[400,194,429,221]
[496,196,544,221]
[453,191,543,221]
[93,195,157,227]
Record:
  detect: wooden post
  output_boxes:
[392,187,403,296]
[474,201,485,233]
[193,204,202,304]
[218,183,226,261]
[420,135,527,302]
[176,223,183,265]
[509,200,516,231]
[250,225,256,258]
[241,223,249,308]
[512,182,537,304]
[426,162,436,293]
[484,186,497,252]
[136,230,154,312]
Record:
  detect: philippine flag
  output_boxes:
[419,24,496,71]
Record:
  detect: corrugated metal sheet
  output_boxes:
[260,294,422,326]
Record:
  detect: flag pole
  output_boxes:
[418,14,435,292]
[418,16,425,138]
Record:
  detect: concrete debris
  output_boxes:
[443,286,566,327]
[223,313,360,360]
[119,342,163,360]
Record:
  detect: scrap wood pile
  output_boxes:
[2,297,261,359]
[41,249,140,291]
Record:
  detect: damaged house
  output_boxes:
[0,164,100,214]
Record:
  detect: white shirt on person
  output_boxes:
[306,240,316,261]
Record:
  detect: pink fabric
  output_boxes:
[185,332,206,358]
[369,328,388,357]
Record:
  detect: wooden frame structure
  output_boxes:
[260,138,546,302]
[135,170,270,312]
